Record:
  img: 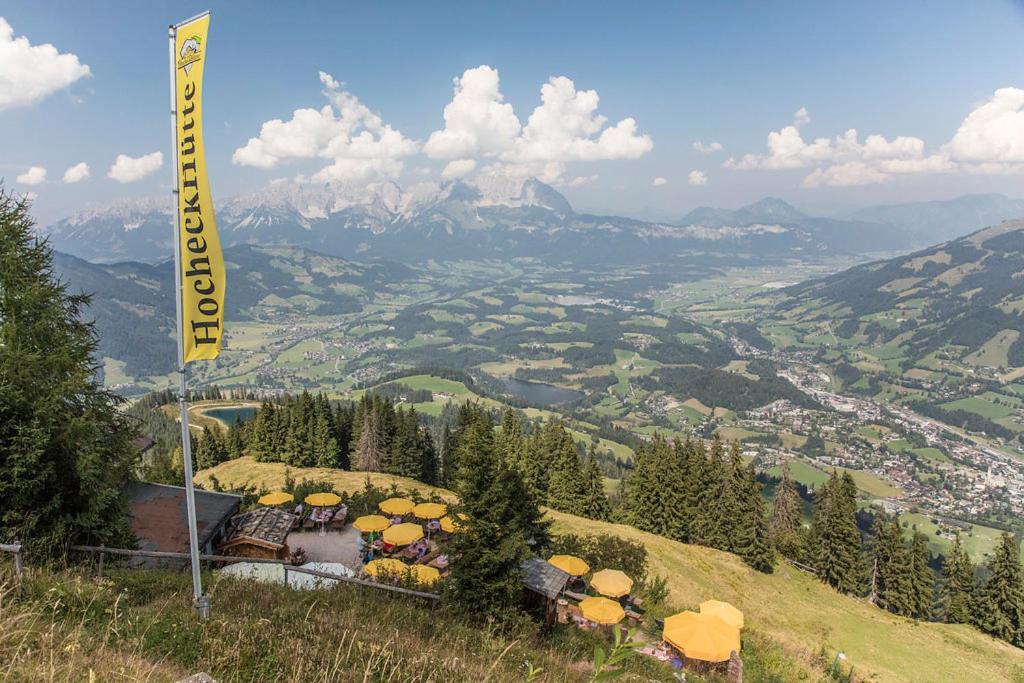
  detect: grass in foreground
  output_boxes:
[2,568,672,682]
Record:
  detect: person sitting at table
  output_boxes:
[390,515,403,525]
[294,503,304,516]
[415,541,429,560]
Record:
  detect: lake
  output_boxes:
[501,377,583,406]
[202,405,257,426]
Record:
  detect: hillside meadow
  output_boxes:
[198,458,1024,682]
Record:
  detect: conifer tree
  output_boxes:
[735,462,774,573]
[811,471,862,594]
[495,408,527,471]
[942,535,975,624]
[226,417,246,460]
[385,407,418,479]
[0,189,135,557]
[770,461,802,551]
[581,443,611,521]
[692,437,729,549]
[908,531,935,620]
[446,402,539,624]
[975,533,1024,646]
[545,420,587,516]
[438,423,455,487]
[354,406,386,471]
[870,515,912,615]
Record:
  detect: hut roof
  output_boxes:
[220,507,297,550]
[521,557,570,600]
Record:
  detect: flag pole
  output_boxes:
[169,22,209,621]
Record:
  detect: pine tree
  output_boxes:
[692,437,729,549]
[976,533,1024,646]
[908,532,934,620]
[735,462,774,573]
[942,535,975,624]
[770,461,802,547]
[386,407,421,480]
[811,471,862,594]
[354,404,386,471]
[445,402,542,625]
[520,423,554,501]
[870,515,912,616]
[225,417,245,460]
[495,409,527,471]
[545,420,587,516]
[581,443,611,521]
[0,189,135,557]
[438,423,455,487]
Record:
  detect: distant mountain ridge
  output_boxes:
[774,219,1024,369]
[44,178,1024,265]
[847,193,1024,245]
[44,177,832,264]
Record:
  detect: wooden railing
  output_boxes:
[0,543,24,578]
[68,544,440,601]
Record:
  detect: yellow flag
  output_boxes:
[173,12,224,362]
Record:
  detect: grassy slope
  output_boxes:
[199,458,1024,683]
[5,568,668,683]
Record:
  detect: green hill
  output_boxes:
[196,458,1024,682]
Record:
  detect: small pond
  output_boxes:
[202,405,257,426]
[501,377,583,406]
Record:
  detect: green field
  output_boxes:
[942,394,1018,420]
[910,447,951,463]
[766,460,900,498]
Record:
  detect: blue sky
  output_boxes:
[3,1,1024,223]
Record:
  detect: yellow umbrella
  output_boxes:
[589,569,633,598]
[305,492,341,507]
[379,497,416,516]
[353,515,391,533]
[258,491,293,506]
[412,502,448,520]
[548,554,590,577]
[440,513,468,533]
[408,564,441,586]
[699,600,744,630]
[579,596,625,625]
[365,558,408,579]
[663,611,740,663]
[382,522,424,546]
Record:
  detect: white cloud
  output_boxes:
[108,152,163,183]
[945,87,1024,172]
[802,162,887,188]
[725,106,956,186]
[62,161,89,184]
[424,66,521,159]
[425,66,651,184]
[692,141,723,154]
[16,166,46,185]
[652,176,668,186]
[509,76,652,165]
[687,170,708,186]
[441,158,476,179]
[0,17,90,110]
[233,71,416,183]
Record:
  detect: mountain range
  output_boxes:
[55,245,416,380]
[774,219,1024,371]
